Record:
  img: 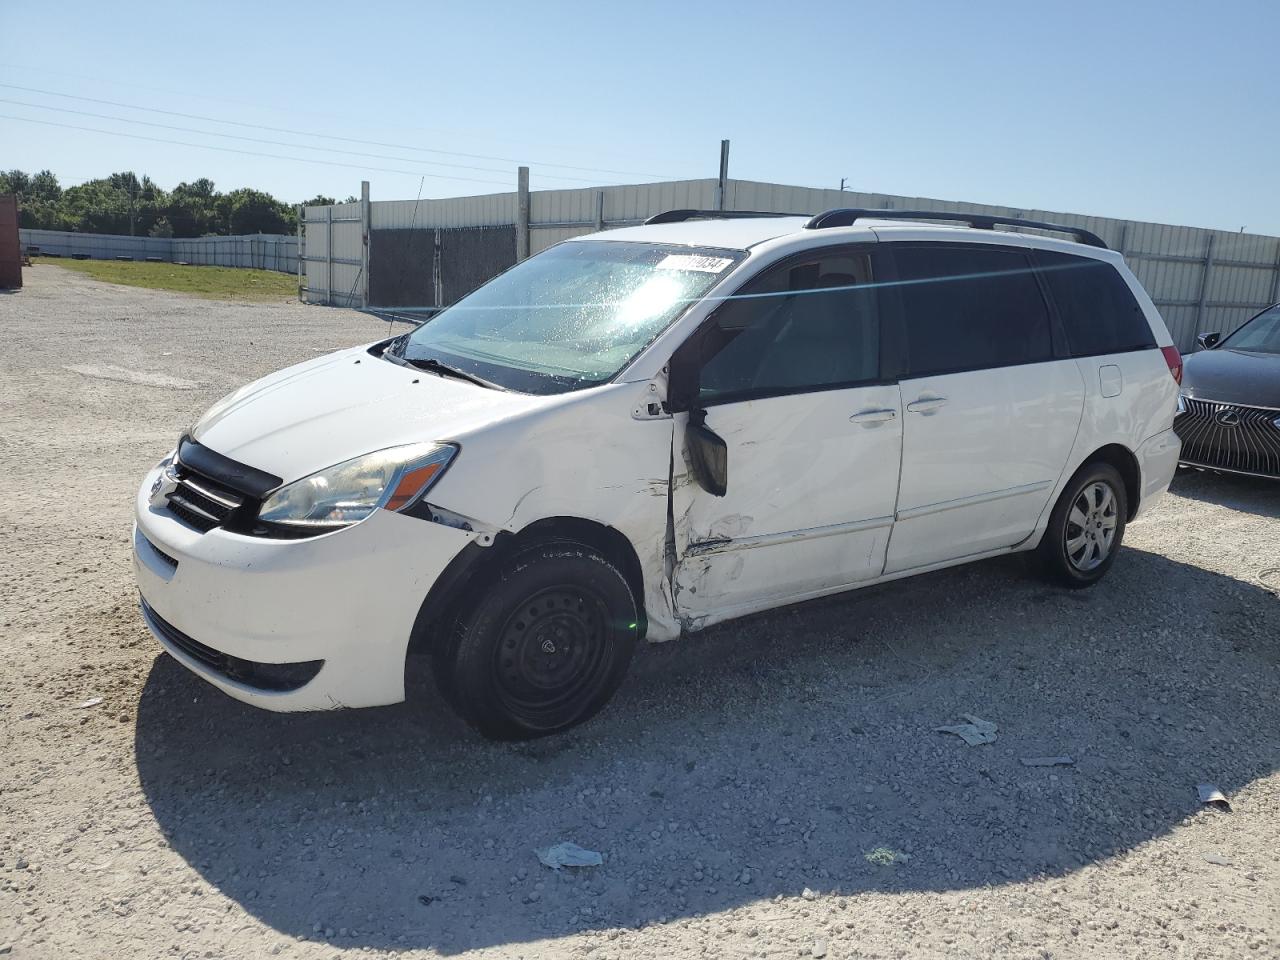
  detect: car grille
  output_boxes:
[140,534,179,568]
[166,468,247,532]
[1175,397,1280,478]
[141,600,324,692]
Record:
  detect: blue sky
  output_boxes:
[3,0,1277,233]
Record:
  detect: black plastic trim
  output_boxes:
[644,209,808,225]
[178,436,283,499]
[805,208,1108,249]
[142,600,323,692]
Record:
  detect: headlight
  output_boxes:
[258,442,457,529]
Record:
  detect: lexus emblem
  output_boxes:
[1215,408,1241,427]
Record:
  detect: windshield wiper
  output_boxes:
[384,349,505,391]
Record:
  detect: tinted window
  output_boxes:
[1036,251,1155,356]
[698,252,879,402]
[892,246,1052,376]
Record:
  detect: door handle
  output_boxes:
[906,396,948,414]
[849,408,897,424]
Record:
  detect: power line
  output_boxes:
[0,98,619,185]
[0,114,516,187]
[0,81,678,181]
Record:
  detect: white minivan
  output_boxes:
[133,209,1183,738]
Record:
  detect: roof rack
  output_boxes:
[644,209,807,225]
[804,208,1108,249]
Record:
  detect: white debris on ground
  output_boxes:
[536,842,604,870]
[934,713,999,746]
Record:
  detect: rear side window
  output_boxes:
[891,245,1053,376]
[1035,251,1155,356]
[697,251,880,403]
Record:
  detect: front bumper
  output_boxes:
[133,465,477,711]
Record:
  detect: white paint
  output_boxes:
[671,385,902,623]
[885,359,1085,573]
[1099,364,1124,398]
[133,480,476,711]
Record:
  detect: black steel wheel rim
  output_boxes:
[492,585,616,728]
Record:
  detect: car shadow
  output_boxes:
[134,545,1280,954]
[1170,467,1280,518]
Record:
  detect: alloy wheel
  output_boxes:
[1064,480,1118,572]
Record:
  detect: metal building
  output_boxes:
[300,178,1280,350]
[0,195,21,289]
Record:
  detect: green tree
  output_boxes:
[0,169,31,196]
[218,188,291,235]
[61,178,131,234]
[4,167,311,236]
[1,168,71,229]
[167,178,221,237]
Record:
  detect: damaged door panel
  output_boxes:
[669,386,902,629]
[662,244,902,630]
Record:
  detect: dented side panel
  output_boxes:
[669,385,903,631]
[426,380,681,640]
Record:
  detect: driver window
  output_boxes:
[698,251,879,404]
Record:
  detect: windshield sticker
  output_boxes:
[655,254,735,273]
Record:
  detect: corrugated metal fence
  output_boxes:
[302,179,1280,350]
[19,229,298,273]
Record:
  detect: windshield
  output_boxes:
[396,240,744,394]
[1221,304,1280,354]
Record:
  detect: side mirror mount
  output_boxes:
[685,409,728,497]
[664,344,728,497]
[665,348,699,415]
[1196,331,1220,350]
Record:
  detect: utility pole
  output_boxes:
[715,139,730,211]
[840,177,849,192]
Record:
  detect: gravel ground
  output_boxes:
[1,264,1278,959]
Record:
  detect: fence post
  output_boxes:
[715,139,730,211]
[360,180,371,308]
[433,228,443,308]
[516,166,530,261]
[325,206,333,305]
[1195,233,1215,334]
[296,205,304,299]
[594,190,605,232]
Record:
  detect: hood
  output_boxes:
[191,344,551,483]
[1182,347,1280,409]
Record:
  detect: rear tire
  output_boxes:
[434,542,639,740]
[1037,461,1128,588]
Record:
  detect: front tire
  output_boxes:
[434,543,640,740]
[1037,462,1128,588]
